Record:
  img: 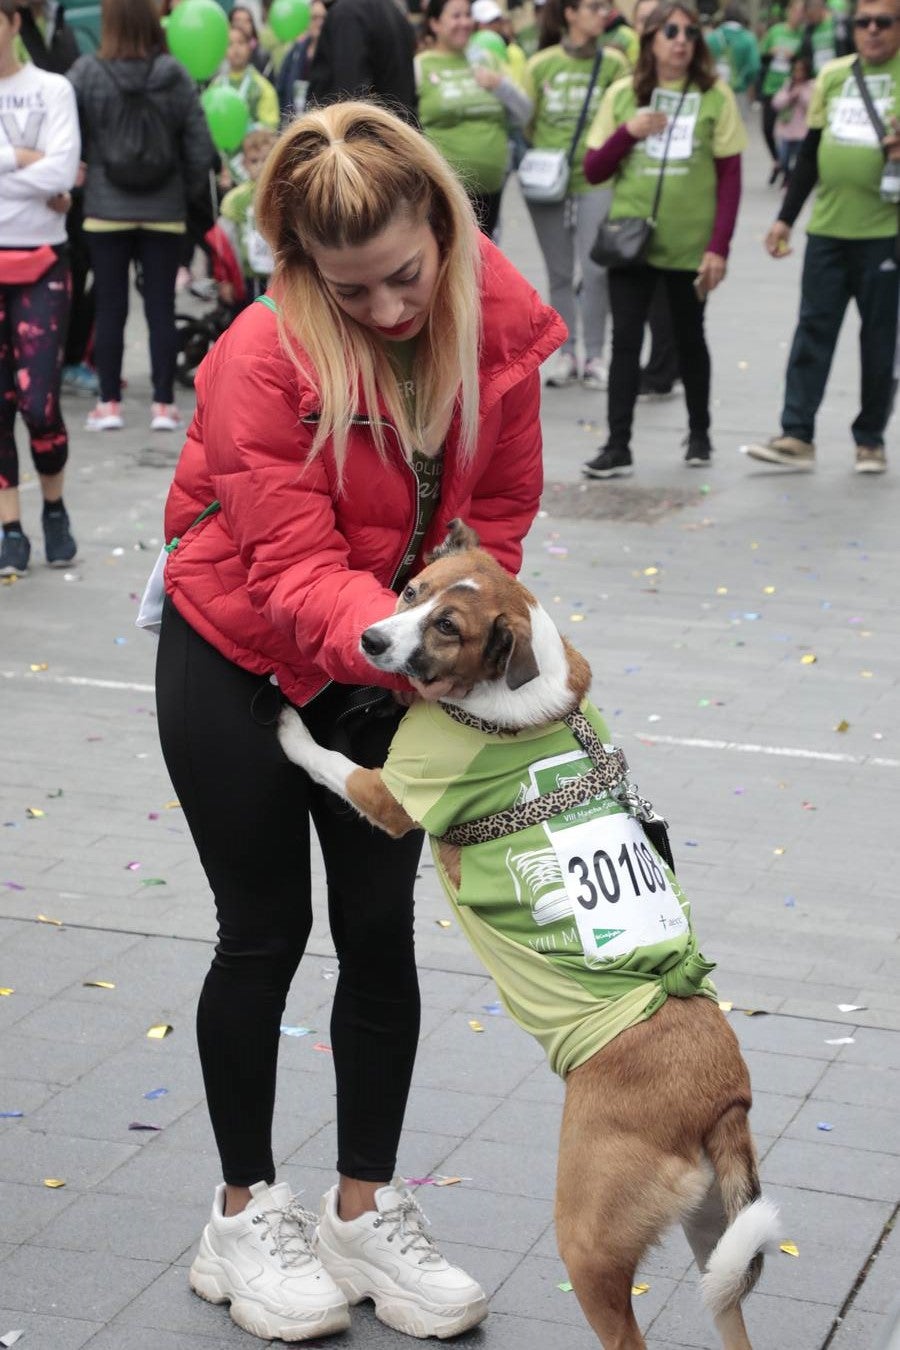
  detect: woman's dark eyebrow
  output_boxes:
[324,253,423,289]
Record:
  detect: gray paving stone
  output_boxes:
[491,1249,679,1331]
[828,1309,892,1350]
[647,1283,838,1349]
[762,1137,900,1202]
[0,1127,137,1190]
[0,1310,103,1349]
[854,1221,900,1315]
[0,1242,165,1321]
[785,1098,900,1154]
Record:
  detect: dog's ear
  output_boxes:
[425,518,480,564]
[485,615,540,690]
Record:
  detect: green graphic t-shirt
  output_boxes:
[807,52,900,238]
[381,700,717,1078]
[587,76,747,270]
[706,23,762,94]
[416,50,509,195]
[760,21,805,95]
[808,17,838,74]
[521,44,628,196]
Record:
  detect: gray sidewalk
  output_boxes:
[1,126,899,1350]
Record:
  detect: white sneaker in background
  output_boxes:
[544,350,579,388]
[85,400,124,431]
[316,1179,488,1340]
[582,357,608,391]
[151,402,184,432]
[190,1180,351,1342]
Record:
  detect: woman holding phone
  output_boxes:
[581,1,746,476]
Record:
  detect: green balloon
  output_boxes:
[469,29,507,60]
[201,84,250,153]
[268,0,311,43]
[167,0,230,82]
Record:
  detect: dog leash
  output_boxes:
[436,704,638,849]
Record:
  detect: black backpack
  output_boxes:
[99,58,177,192]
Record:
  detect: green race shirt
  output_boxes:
[806,52,900,238]
[760,21,805,95]
[587,75,747,270]
[416,50,509,195]
[521,44,628,195]
[706,24,762,94]
[808,17,837,74]
[381,700,717,1078]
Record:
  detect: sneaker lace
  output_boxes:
[253,1197,320,1268]
[373,1192,443,1265]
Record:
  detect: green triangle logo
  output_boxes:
[592,928,626,948]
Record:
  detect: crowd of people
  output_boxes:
[2,0,899,1344]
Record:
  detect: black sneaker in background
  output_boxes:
[43,508,77,567]
[0,529,31,577]
[583,445,633,479]
[684,433,713,467]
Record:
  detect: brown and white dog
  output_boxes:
[278,521,779,1350]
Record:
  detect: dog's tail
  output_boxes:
[699,1105,781,1318]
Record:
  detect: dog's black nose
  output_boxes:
[361,628,390,657]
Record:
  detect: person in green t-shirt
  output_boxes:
[706,1,762,108]
[417,0,533,238]
[519,0,629,391]
[759,0,806,176]
[582,0,746,477]
[743,0,900,474]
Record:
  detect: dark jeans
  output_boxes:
[642,277,679,390]
[156,599,424,1187]
[608,264,710,450]
[761,95,779,163]
[87,229,182,404]
[781,233,900,447]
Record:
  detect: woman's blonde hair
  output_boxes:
[255,101,482,476]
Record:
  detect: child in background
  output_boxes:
[771,53,813,187]
[211,24,279,133]
[215,128,277,314]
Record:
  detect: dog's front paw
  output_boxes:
[277,706,317,769]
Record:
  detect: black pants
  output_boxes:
[155,600,424,1187]
[641,277,679,391]
[63,192,94,369]
[761,95,779,163]
[782,233,900,447]
[87,229,181,404]
[608,264,710,450]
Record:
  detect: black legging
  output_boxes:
[155,599,424,1188]
[87,228,181,404]
[607,263,711,449]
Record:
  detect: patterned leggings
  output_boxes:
[0,253,71,491]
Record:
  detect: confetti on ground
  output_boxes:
[643,567,658,577]
[785,896,796,908]
[860,670,874,679]
[125,861,141,871]
[780,1241,799,1257]
[43,1179,65,1189]
[46,789,63,798]
[146,1024,173,1039]
[434,1176,465,1187]
[763,586,776,595]
[817,1122,833,1132]
[313,1042,332,1053]
[557,1281,573,1293]
[837,1004,866,1013]
[143,1088,168,1100]
[632,1283,650,1296]
[280,1025,314,1037]
[743,1009,769,1017]
[30,663,48,672]
[835,720,850,733]
[36,914,62,926]
[801,802,816,811]
[0,989,13,997]
[825,1037,855,1045]
[718,1001,734,1012]
[800,654,817,665]
[83,981,115,990]
[0,1331,25,1347]
[0,1112,24,1119]
[25,808,45,819]
[164,800,181,810]
[3,882,24,891]
[468,1020,484,1033]
[482,1002,504,1016]
[404,1176,436,1186]
[129,1122,162,1132]
[140,878,167,887]
[435,919,452,929]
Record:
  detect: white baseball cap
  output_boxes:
[471,0,504,23]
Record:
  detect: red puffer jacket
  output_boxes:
[164,235,566,707]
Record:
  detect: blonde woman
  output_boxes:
[155,101,565,1344]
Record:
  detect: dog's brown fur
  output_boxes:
[277,523,772,1350]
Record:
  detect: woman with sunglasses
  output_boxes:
[521,0,629,391]
[581,1,746,476]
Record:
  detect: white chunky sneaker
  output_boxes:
[190,1180,351,1342]
[316,1180,488,1340]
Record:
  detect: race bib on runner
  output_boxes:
[827,74,894,145]
[646,88,701,161]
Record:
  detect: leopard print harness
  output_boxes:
[436,704,645,849]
